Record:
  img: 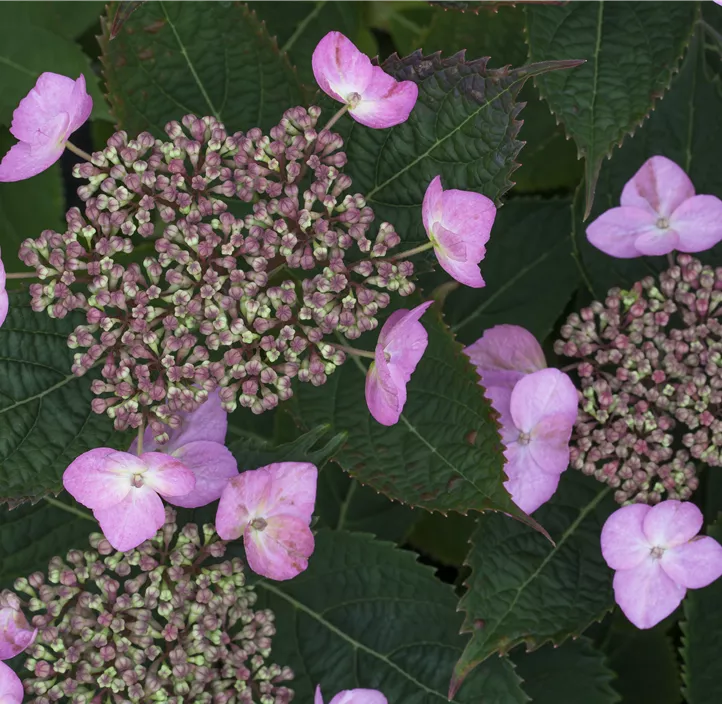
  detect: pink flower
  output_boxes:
[315,685,387,704]
[0,73,92,183]
[63,449,196,552]
[0,247,7,329]
[130,391,238,508]
[312,32,418,129]
[216,463,318,581]
[0,662,23,704]
[586,155,722,258]
[365,301,433,426]
[0,605,36,660]
[601,501,722,629]
[421,176,496,288]
[466,324,546,390]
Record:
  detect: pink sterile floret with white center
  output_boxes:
[0,605,36,660]
[0,72,92,182]
[422,175,496,289]
[63,449,196,552]
[315,685,388,704]
[0,247,7,329]
[365,301,433,426]
[216,462,318,581]
[601,500,722,629]
[586,155,722,258]
[130,390,238,508]
[0,661,23,704]
[312,31,418,129]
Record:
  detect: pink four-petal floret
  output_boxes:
[601,500,722,629]
[315,685,388,704]
[0,605,37,661]
[312,32,418,129]
[216,462,318,581]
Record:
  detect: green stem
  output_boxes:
[65,140,93,162]
[333,343,376,360]
[391,241,434,260]
[323,104,350,132]
[44,497,95,522]
[5,272,37,280]
[136,418,145,456]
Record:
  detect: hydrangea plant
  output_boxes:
[2,2,722,703]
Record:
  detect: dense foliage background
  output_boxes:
[1,1,721,702]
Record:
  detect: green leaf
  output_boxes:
[0,130,64,275]
[6,1,105,41]
[0,292,129,503]
[453,472,616,694]
[254,529,528,703]
[407,511,475,566]
[0,4,110,124]
[249,1,364,89]
[512,637,620,704]
[525,1,697,217]
[681,517,722,704]
[0,499,93,590]
[340,51,583,247]
[601,615,681,704]
[101,1,303,136]
[316,462,418,542]
[572,31,722,298]
[294,302,523,518]
[443,197,579,345]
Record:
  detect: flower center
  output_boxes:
[656,217,670,230]
[131,473,145,488]
[346,92,362,109]
[650,546,665,559]
[517,431,531,446]
[250,517,268,531]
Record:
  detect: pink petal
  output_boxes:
[586,207,659,258]
[613,558,686,629]
[63,448,139,510]
[0,607,37,659]
[0,139,64,182]
[509,368,578,434]
[620,155,695,218]
[383,302,432,380]
[67,74,93,133]
[379,301,433,348]
[528,413,574,474]
[244,514,315,581]
[216,471,262,541]
[642,500,703,548]
[349,66,418,129]
[485,385,516,443]
[0,250,6,290]
[633,227,680,256]
[434,251,486,287]
[670,195,722,253]
[661,536,722,589]
[601,504,652,571]
[465,324,546,389]
[316,686,325,704]
[262,462,318,523]
[365,356,402,426]
[503,444,561,514]
[422,176,444,237]
[329,691,389,704]
[164,441,238,508]
[439,188,496,258]
[10,72,77,142]
[312,31,373,104]
[434,223,467,262]
[0,662,23,704]
[140,452,196,498]
[0,290,7,329]
[93,485,166,552]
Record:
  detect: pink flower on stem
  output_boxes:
[312,32,418,129]
[216,463,318,581]
[365,301,433,426]
[315,685,387,704]
[0,73,92,182]
[130,391,238,508]
[601,501,722,629]
[0,662,23,704]
[0,248,7,329]
[0,605,36,660]
[586,155,722,258]
[63,449,195,552]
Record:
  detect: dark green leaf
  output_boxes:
[101,1,303,136]
[681,517,722,704]
[294,302,522,518]
[513,637,620,704]
[254,529,528,703]
[0,293,129,503]
[526,1,697,217]
[0,499,94,589]
[316,462,418,542]
[340,51,582,247]
[453,472,616,693]
[407,511,475,566]
[6,1,105,41]
[443,197,579,345]
[0,4,110,124]
[572,32,722,298]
